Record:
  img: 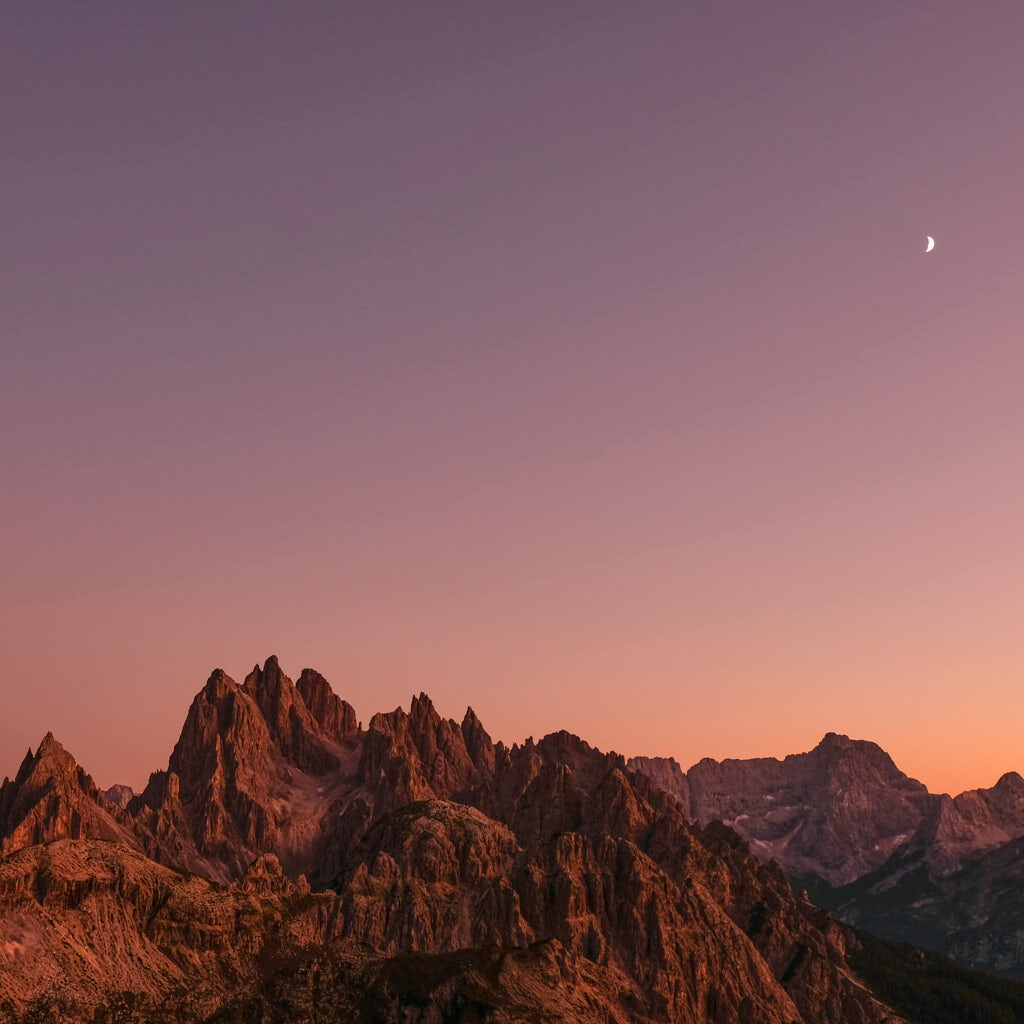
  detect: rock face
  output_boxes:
[296,668,360,743]
[628,754,690,810]
[0,657,915,1023]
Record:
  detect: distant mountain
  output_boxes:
[0,656,907,1023]
[630,737,1024,979]
[103,783,136,809]
[633,733,933,885]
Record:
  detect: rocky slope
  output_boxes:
[0,657,911,1023]
[0,839,332,1021]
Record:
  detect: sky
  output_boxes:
[2,3,1023,796]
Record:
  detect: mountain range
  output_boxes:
[629,734,1024,980]
[1,656,1022,1022]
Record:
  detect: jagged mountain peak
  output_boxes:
[0,732,143,858]
[533,730,624,786]
[408,690,442,726]
[242,657,326,747]
[35,730,66,755]
[129,658,368,880]
[812,732,885,766]
[19,732,83,784]
[3,733,78,805]
[460,705,496,775]
[202,666,237,697]
[242,653,285,692]
[25,731,81,778]
[241,655,297,713]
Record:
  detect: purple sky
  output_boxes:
[3,3,1024,795]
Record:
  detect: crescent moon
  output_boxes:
[925,236,935,253]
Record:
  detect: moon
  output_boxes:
[925,236,935,253]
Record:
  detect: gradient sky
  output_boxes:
[3,3,1023,796]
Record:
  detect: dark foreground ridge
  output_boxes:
[849,930,1024,1024]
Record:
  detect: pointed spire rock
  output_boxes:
[37,731,66,756]
[409,692,438,724]
[240,658,339,774]
[461,707,495,775]
[296,668,358,742]
[201,668,238,702]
